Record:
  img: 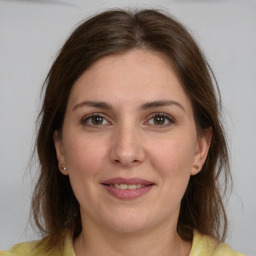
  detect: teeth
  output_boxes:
[112,184,145,190]
[128,184,136,190]
[120,184,127,190]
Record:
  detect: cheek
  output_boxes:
[145,133,196,216]
[63,132,108,173]
[63,135,109,207]
[149,134,196,177]
[62,134,108,204]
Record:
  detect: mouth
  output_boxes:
[107,184,149,190]
[101,177,155,200]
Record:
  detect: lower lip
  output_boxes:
[103,185,154,200]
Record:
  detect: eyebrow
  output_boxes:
[72,100,185,112]
[140,100,185,112]
[72,101,113,111]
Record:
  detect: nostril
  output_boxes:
[112,158,141,166]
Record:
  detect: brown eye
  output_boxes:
[82,114,110,127]
[91,116,104,125]
[147,113,174,127]
[153,116,166,125]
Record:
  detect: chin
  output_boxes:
[101,208,156,234]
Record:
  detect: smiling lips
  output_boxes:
[102,177,155,200]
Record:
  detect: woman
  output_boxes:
[0,9,246,256]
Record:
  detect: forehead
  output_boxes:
[67,49,192,111]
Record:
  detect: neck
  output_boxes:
[73,219,191,256]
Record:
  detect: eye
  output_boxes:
[81,114,110,127]
[147,113,174,127]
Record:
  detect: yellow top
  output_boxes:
[0,230,246,256]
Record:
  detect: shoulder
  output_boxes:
[0,235,75,256]
[190,230,247,256]
[0,241,41,256]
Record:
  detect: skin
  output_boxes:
[54,49,211,256]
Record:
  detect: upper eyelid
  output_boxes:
[81,112,111,123]
[147,112,175,121]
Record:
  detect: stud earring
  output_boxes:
[193,164,199,170]
[58,163,67,172]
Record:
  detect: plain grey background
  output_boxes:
[0,0,255,255]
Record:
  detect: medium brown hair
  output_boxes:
[32,8,231,252]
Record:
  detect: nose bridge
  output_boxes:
[110,119,145,166]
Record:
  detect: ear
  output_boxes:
[53,130,68,175]
[191,128,212,175]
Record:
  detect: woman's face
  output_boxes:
[54,49,210,234]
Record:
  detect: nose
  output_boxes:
[109,124,146,167]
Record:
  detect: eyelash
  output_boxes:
[80,113,111,127]
[146,113,175,128]
[80,112,175,128]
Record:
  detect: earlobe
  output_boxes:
[53,130,68,175]
[191,128,212,176]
